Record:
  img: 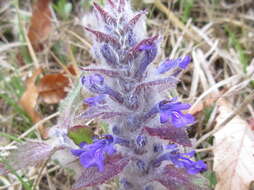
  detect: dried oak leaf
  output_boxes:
[37,66,76,104]
[28,0,52,52]
[213,101,254,190]
[37,73,69,104]
[19,68,48,138]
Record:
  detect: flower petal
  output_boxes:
[171,112,195,128]
[71,135,116,172]
[84,95,106,106]
[160,112,169,123]
[71,149,85,156]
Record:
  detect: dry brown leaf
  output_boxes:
[28,0,52,52]
[19,66,75,139]
[37,73,70,104]
[19,68,48,139]
[213,101,254,190]
[37,66,76,104]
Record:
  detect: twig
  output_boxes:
[32,157,51,190]
[0,42,26,53]
[195,147,214,153]
[67,44,80,76]
[23,27,40,68]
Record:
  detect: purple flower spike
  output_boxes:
[155,145,207,175]
[71,135,116,172]
[3,0,209,189]
[157,56,191,74]
[84,95,106,106]
[158,98,195,127]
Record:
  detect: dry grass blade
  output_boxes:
[154,0,201,43]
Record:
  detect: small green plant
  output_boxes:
[53,0,72,20]
[225,26,250,72]
[0,74,32,132]
[180,0,195,24]
[204,171,217,189]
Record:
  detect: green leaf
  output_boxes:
[68,125,94,144]
[181,0,195,24]
[53,0,72,20]
[64,3,72,17]
[224,26,250,72]
[204,171,217,188]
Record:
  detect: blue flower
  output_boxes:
[157,56,191,74]
[84,95,106,106]
[158,98,195,128]
[71,135,116,172]
[155,145,207,175]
